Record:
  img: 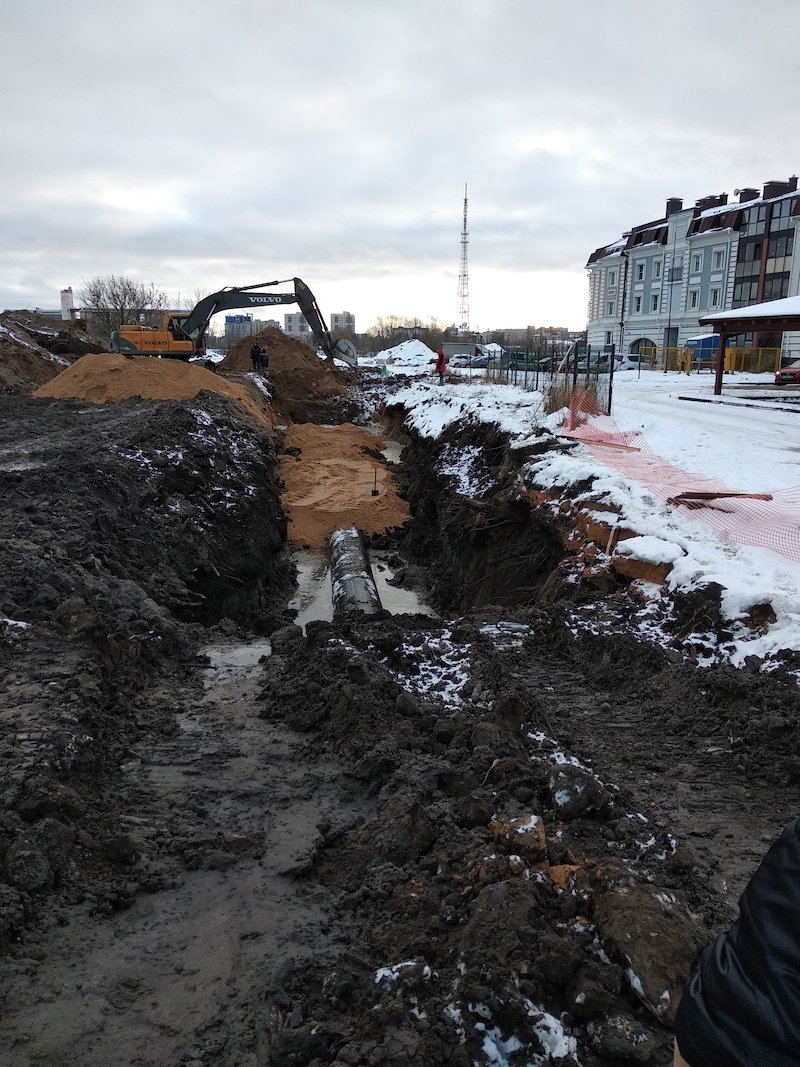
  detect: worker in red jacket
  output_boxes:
[674,817,800,1066]
[435,347,447,385]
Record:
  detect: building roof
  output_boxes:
[701,294,800,323]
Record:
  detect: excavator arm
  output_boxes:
[173,278,356,365]
[112,278,357,366]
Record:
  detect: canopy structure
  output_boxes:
[700,295,800,395]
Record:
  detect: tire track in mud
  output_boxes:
[511,649,792,922]
[0,643,368,1067]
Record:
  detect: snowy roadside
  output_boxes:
[384,361,800,672]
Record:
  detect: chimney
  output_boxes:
[665,198,683,217]
[695,193,728,211]
[763,179,795,200]
[737,188,759,204]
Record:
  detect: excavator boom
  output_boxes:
[111,278,357,366]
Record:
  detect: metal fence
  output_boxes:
[452,341,788,419]
[635,346,782,374]
[480,344,612,413]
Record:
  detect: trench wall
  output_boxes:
[390,419,565,613]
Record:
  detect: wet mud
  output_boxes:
[1,365,799,1066]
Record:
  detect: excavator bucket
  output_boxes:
[333,338,358,367]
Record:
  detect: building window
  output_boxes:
[713,250,725,270]
[605,331,613,345]
[653,261,662,278]
[689,290,699,309]
[691,253,703,273]
[636,263,645,281]
[651,294,659,312]
[607,301,615,317]
[608,271,616,286]
[634,296,642,313]
[709,288,721,307]
[668,265,683,282]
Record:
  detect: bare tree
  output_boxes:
[363,315,450,354]
[79,275,169,340]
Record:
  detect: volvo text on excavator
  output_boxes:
[110,278,357,366]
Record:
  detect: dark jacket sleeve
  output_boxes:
[674,818,800,1067]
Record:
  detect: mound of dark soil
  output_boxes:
[2,309,107,358]
[0,317,71,394]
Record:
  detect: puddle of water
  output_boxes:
[379,441,404,464]
[370,549,436,617]
[290,551,334,629]
[200,639,272,687]
[289,547,435,629]
[363,421,406,465]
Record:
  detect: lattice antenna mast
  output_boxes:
[457,184,469,334]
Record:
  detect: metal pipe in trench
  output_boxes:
[329,527,383,616]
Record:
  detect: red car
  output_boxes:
[775,359,800,385]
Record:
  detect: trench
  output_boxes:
[273,415,564,633]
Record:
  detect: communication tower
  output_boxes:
[457,184,469,334]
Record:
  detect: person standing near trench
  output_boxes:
[250,340,261,372]
[673,816,800,1066]
[435,347,447,385]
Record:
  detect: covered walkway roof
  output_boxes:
[700,296,800,394]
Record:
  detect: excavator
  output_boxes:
[109,277,357,366]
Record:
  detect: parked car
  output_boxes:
[775,359,800,385]
[450,354,493,369]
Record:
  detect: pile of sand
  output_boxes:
[220,327,349,422]
[279,423,411,549]
[0,319,71,394]
[35,353,271,426]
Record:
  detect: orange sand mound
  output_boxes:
[35,353,270,426]
[280,423,411,550]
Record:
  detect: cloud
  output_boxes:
[2,0,799,329]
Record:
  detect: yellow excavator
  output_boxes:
[110,277,357,366]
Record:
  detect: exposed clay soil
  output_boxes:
[280,424,411,550]
[1,347,799,1067]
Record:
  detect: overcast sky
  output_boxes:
[2,0,800,332]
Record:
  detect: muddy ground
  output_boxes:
[0,357,799,1067]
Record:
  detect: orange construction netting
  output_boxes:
[564,386,800,564]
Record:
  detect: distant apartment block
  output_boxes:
[223,315,280,343]
[330,311,355,333]
[224,314,254,343]
[493,326,571,345]
[284,312,312,342]
[586,176,800,353]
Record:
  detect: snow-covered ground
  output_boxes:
[360,338,437,372]
[380,350,800,669]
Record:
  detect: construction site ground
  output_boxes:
[0,328,798,1067]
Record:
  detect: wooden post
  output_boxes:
[713,328,727,395]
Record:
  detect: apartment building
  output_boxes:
[586,176,800,354]
[284,312,312,341]
[330,311,355,334]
